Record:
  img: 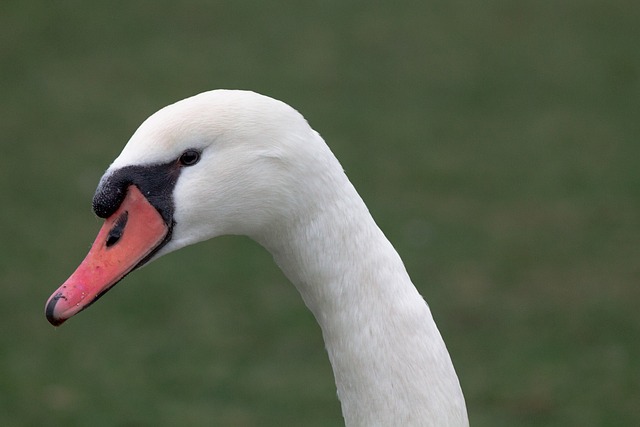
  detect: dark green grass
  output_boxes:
[2,0,639,425]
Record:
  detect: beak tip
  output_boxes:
[45,293,67,327]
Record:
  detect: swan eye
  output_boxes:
[179,150,201,166]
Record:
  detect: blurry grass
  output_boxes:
[2,0,639,425]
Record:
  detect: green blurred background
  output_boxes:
[2,0,639,425]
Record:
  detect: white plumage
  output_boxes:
[67,90,470,426]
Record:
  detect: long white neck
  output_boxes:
[254,148,468,426]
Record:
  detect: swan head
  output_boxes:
[45,90,334,326]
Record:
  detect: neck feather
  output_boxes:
[256,167,468,426]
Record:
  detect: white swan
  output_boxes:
[45,90,469,426]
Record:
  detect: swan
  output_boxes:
[45,90,469,426]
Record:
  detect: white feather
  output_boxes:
[108,90,469,426]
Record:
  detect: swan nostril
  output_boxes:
[106,211,129,247]
[106,233,119,247]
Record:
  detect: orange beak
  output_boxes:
[45,185,169,326]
